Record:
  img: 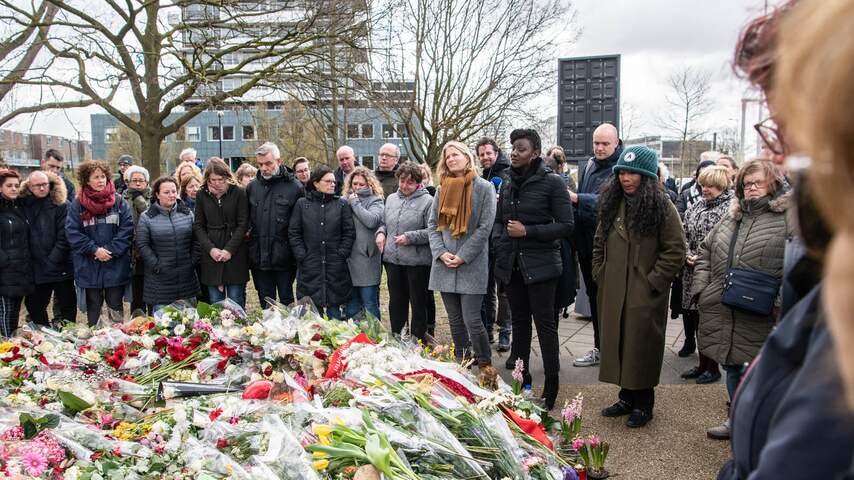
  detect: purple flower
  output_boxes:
[563,466,579,480]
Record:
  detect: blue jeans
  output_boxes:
[323,305,345,320]
[723,364,746,400]
[207,285,246,310]
[251,269,294,309]
[345,285,381,320]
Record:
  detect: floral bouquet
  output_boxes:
[574,434,610,478]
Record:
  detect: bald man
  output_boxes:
[572,122,623,367]
[375,143,401,198]
[334,145,359,195]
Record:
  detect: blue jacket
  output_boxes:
[718,285,854,480]
[65,195,134,289]
[20,177,73,285]
[574,144,622,255]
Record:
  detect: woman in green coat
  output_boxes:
[592,145,686,428]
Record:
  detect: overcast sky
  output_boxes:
[9,0,775,150]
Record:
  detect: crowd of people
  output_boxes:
[1,0,854,475]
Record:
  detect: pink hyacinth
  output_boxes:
[0,426,23,441]
[21,451,48,477]
[512,358,525,383]
[561,393,583,423]
[589,435,600,448]
[572,437,584,451]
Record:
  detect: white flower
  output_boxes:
[221,317,234,328]
[174,324,186,336]
[188,459,203,473]
[64,466,81,480]
[123,357,141,370]
[35,341,54,353]
[227,327,241,338]
[82,350,101,363]
[156,316,171,328]
[141,335,154,349]
[0,367,13,379]
[270,371,284,383]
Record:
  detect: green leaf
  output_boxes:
[57,390,92,413]
[20,413,38,439]
[365,433,393,478]
[196,302,213,318]
[41,414,60,429]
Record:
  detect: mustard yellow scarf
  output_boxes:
[437,170,475,238]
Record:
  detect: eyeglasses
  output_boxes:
[754,117,787,156]
[319,179,336,184]
[29,183,49,189]
[129,178,147,184]
[743,180,766,190]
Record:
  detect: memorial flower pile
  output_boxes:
[0,300,610,479]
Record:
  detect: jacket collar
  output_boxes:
[146,199,190,217]
[256,164,295,186]
[19,172,68,206]
[306,189,337,203]
[730,189,792,221]
[509,157,547,187]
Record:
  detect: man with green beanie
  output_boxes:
[593,145,686,428]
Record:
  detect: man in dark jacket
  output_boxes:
[247,142,304,308]
[21,171,76,325]
[333,145,359,196]
[113,154,133,195]
[476,137,512,351]
[571,122,623,367]
[376,143,400,198]
[42,149,76,201]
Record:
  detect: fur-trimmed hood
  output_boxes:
[20,171,68,206]
[730,189,792,221]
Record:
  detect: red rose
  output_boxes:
[310,333,322,342]
[313,350,327,361]
[209,408,223,421]
[216,438,229,449]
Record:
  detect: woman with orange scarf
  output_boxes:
[428,141,496,369]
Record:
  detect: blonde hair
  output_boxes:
[235,163,258,184]
[437,141,478,178]
[697,165,731,191]
[342,166,383,198]
[179,171,202,199]
[174,162,202,184]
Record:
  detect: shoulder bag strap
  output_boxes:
[726,220,742,270]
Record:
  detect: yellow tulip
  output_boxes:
[312,450,328,458]
[312,424,333,437]
[318,434,332,446]
[312,459,329,471]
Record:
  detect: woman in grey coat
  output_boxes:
[136,177,200,311]
[342,167,385,320]
[376,161,433,340]
[429,142,496,366]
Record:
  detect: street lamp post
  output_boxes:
[216,110,224,159]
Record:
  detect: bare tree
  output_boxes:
[241,100,329,166]
[0,0,368,177]
[371,0,576,166]
[620,101,641,141]
[658,66,714,174]
[713,125,741,157]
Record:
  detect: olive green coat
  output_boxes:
[593,198,686,390]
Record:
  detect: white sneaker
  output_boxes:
[573,348,600,367]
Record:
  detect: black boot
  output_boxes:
[678,313,697,357]
[540,376,559,411]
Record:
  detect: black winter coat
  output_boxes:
[375,166,399,199]
[0,196,33,297]
[20,176,73,285]
[717,286,854,480]
[193,184,250,286]
[137,201,200,306]
[574,145,622,256]
[481,152,511,184]
[246,165,303,271]
[288,191,356,307]
[492,158,574,285]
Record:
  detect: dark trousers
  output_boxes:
[619,387,655,412]
[577,253,600,349]
[85,286,124,326]
[384,263,430,340]
[426,291,436,334]
[481,259,511,337]
[251,268,295,308]
[130,274,145,313]
[505,269,560,380]
[0,296,23,337]
[684,309,719,374]
[24,280,77,326]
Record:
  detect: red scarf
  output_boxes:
[79,181,117,222]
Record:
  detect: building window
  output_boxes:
[222,125,235,141]
[186,126,200,142]
[242,125,255,140]
[396,124,408,138]
[347,123,360,139]
[361,155,375,169]
[361,124,374,139]
[105,127,117,143]
[382,124,394,139]
[208,125,221,141]
[382,124,407,139]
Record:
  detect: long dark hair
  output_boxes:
[598,175,669,236]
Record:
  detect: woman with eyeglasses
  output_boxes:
[193,157,250,309]
[66,160,134,326]
[0,169,34,336]
[123,165,151,314]
[692,158,793,440]
[289,165,355,319]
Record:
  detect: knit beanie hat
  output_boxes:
[613,145,659,180]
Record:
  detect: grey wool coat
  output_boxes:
[347,189,385,286]
[427,176,496,295]
[136,201,200,306]
[693,192,793,367]
[378,187,433,266]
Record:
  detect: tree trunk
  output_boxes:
[140,132,163,179]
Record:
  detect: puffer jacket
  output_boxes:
[692,191,793,366]
[246,165,303,271]
[20,174,73,285]
[124,187,151,275]
[346,189,384,287]
[136,201,199,306]
[0,196,33,297]
[378,187,433,266]
[288,190,356,307]
[66,194,134,289]
[681,189,733,310]
[193,184,250,286]
[492,157,574,285]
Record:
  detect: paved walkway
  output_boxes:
[496,312,708,386]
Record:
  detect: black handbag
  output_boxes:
[721,221,780,316]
